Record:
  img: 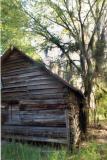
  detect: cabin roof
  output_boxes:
[1,46,84,98]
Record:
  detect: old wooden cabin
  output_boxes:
[1,47,86,149]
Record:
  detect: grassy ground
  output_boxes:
[1,141,107,160]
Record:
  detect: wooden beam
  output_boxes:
[65,109,71,150]
[2,135,67,144]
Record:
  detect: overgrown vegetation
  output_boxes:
[96,90,107,120]
[89,83,107,124]
[1,141,107,160]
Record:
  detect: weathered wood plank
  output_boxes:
[2,125,66,131]
[1,94,67,102]
[27,84,63,90]
[2,66,41,76]
[20,114,65,120]
[2,100,67,106]
[2,63,29,70]
[2,88,66,94]
[20,99,65,105]
[3,82,63,90]
[2,77,54,85]
[19,109,65,114]
[28,94,65,100]
[2,94,65,100]
[2,71,49,81]
[2,75,52,83]
[2,87,27,92]
[3,58,28,65]
[2,135,67,144]
[3,60,27,68]
[65,109,71,149]
[2,108,66,127]
[2,79,63,91]
[2,125,67,138]
[5,120,66,127]
[2,89,27,93]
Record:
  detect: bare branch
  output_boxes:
[48,1,72,28]
[87,0,106,51]
[83,0,97,24]
[46,17,77,39]
[63,0,79,38]
[64,51,82,73]
[78,0,86,54]
[88,0,96,21]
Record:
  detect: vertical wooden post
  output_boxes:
[10,104,12,120]
[65,109,71,150]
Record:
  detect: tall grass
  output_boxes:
[1,141,107,160]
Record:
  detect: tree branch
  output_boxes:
[88,0,96,21]
[83,0,97,24]
[64,51,82,73]
[87,0,106,51]
[63,0,79,38]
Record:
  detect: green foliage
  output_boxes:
[1,0,40,58]
[1,0,25,48]
[97,94,107,118]
[2,142,107,160]
[95,82,107,118]
[94,29,106,74]
[74,143,107,160]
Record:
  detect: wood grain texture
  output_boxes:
[2,135,67,144]
[2,52,68,103]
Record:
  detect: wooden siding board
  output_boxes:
[2,125,67,138]
[2,66,42,76]
[65,109,71,149]
[2,108,67,144]
[2,135,67,144]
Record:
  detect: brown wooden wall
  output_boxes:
[2,105,68,144]
[1,50,69,105]
[1,50,82,148]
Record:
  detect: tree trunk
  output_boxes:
[83,77,97,127]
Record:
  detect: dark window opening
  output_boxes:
[19,105,25,111]
[1,104,9,124]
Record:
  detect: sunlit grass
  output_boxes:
[1,141,107,160]
[71,142,107,160]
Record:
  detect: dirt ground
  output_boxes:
[88,120,107,144]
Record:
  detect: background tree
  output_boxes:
[21,0,107,106]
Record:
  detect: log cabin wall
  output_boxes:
[67,93,81,147]
[1,49,68,103]
[1,47,84,149]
